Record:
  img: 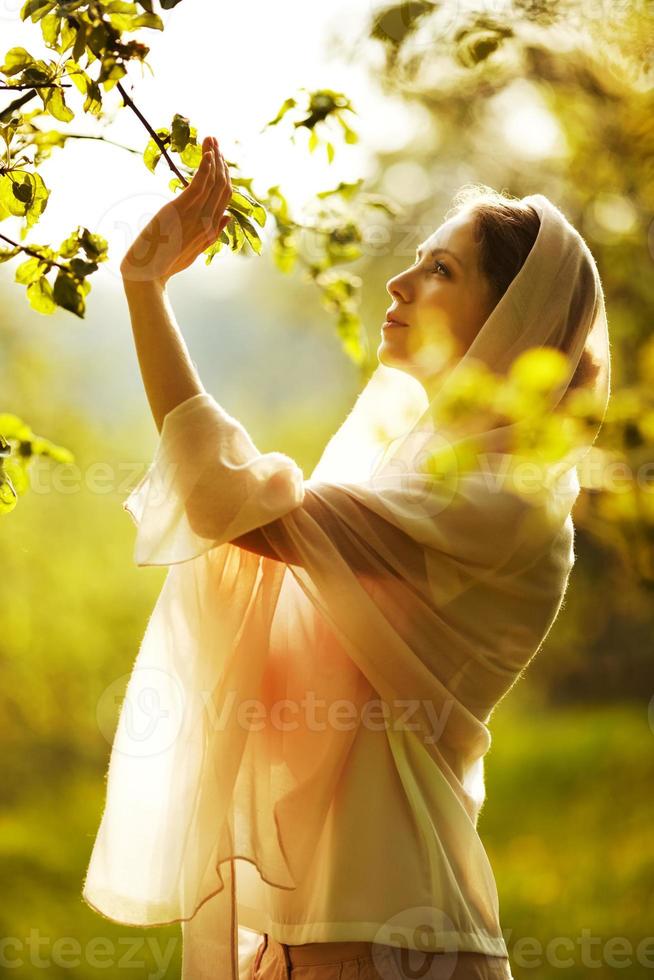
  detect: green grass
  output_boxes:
[481,701,654,980]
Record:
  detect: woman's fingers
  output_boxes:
[177,136,232,246]
[207,142,232,227]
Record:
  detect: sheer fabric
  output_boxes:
[82,193,610,980]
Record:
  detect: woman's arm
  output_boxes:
[120,134,233,433]
[122,279,205,435]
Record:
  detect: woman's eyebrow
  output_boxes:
[416,244,465,271]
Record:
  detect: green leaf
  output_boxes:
[0,47,36,76]
[69,257,98,277]
[265,97,297,128]
[42,86,74,123]
[20,0,55,22]
[143,128,169,173]
[108,9,163,31]
[26,274,56,313]
[40,12,61,47]
[228,190,266,228]
[171,113,191,152]
[133,12,164,29]
[325,140,335,163]
[98,57,126,91]
[105,1,139,12]
[143,137,161,172]
[64,59,88,94]
[0,414,32,440]
[53,270,85,317]
[316,178,364,200]
[231,212,262,255]
[336,115,358,144]
[0,122,18,149]
[72,24,87,62]
[79,228,108,262]
[15,255,49,285]
[2,171,51,230]
[0,173,37,216]
[57,230,80,258]
[271,235,298,274]
[82,79,102,115]
[59,19,77,54]
[180,141,202,168]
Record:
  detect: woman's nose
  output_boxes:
[386,275,408,301]
[387,255,419,296]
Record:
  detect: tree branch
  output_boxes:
[0,90,38,123]
[0,84,73,89]
[44,131,142,155]
[116,80,190,187]
[0,231,71,273]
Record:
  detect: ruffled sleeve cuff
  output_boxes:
[123,391,305,566]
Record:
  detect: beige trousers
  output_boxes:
[250,934,515,980]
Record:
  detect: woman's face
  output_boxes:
[379,208,497,389]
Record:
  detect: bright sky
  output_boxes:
[0,0,569,293]
[0,0,430,290]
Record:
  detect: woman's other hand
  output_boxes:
[120,135,233,289]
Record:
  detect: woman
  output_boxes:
[82,136,610,980]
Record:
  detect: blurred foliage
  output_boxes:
[351,0,654,700]
[482,700,654,980]
[262,87,359,163]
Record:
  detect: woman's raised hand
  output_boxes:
[120,135,233,288]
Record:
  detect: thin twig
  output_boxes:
[46,132,142,155]
[0,83,73,89]
[116,80,189,187]
[0,231,71,274]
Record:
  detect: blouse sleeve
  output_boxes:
[123,391,305,566]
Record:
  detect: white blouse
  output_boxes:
[83,391,577,980]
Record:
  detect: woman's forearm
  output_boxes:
[122,278,205,434]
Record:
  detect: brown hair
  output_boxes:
[445,184,599,393]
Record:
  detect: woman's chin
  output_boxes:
[377,343,418,380]
[377,339,409,368]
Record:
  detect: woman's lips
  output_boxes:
[383,319,408,328]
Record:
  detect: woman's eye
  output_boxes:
[431,260,448,276]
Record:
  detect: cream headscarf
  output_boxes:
[82,193,610,979]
